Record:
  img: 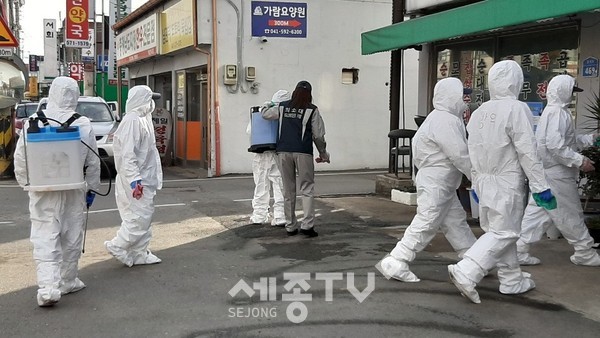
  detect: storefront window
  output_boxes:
[436,39,494,123]
[435,25,580,123]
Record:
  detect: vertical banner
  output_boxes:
[108,0,131,81]
[65,0,89,47]
[43,19,58,78]
[29,54,38,72]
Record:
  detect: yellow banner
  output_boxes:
[29,76,38,97]
[160,0,194,54]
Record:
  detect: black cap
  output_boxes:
[152,92,162,99]
[463,87,473,95]
[573,86,584,93]
[296,80,312,92]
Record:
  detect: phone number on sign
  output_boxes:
[263,29,303,35]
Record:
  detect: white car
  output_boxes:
[37,96,120,176]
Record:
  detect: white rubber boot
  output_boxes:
[379,256,420,282]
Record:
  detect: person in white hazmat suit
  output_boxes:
[448,60,555,304]
[379,77,477,282]
[247,90,289,226]
[517,74,600,266]
[13,76,101,306]
[105,85,163,267]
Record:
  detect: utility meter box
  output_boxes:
[245,66,256,82]
[224,64,237,85]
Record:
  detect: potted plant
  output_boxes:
[580,93,600,205]
[579,92,600,242]
[585,216,600,243]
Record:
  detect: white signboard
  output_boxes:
[82,28,95,61]
[116,15,158,66]
[108,0,131,81]
[43,19,58,78]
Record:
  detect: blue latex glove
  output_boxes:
[537,189,553,202]
[86,191,95,208]
[532,189,557,210]
[470,189,479,204]
[130,180,142,190]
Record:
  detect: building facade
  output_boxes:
[113,0,414,176]
[363,0,600,133]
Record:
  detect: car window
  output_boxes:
[16,104,38,118]
[76,102,114,122]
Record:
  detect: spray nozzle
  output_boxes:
[27,117,41,133]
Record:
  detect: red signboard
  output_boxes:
[69,62,84,81]
[65,0,89,47]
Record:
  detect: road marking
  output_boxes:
[234,196,302,202]
[88,203,186,214]
[0,170,385,187]
[162,170,385,183]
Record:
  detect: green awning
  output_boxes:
[362,0,600,55]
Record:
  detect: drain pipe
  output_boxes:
[212,0,221,176]
[192,0,221,177]
[192,0,215,176]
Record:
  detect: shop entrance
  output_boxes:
[175,67,208,168]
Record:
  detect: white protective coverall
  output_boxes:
[13,76,101,306]
[448,60,551,303]
[517,75,600,266]
[105,85,163,267]
[380,77,477,282]
[247,90,289,225]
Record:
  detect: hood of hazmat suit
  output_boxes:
[536,74,592,172]
[13,76,101,191]
[271,89,291,103]
[466,60,550,235]
[114,85,163,190]
[413,77,472,186]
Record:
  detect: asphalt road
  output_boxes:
[1,170,600,337]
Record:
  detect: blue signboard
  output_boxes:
[97,55,109,72]
[526,101,544,117]
[526,101,544,133]
[582,57,599,78]
[251,1,307,38]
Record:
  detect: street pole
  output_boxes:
[101,0,105,99]
[388,0,404,172]
[92,1,96,96]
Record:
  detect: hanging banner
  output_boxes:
[65,0,89,47]
[29,54,38,72]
